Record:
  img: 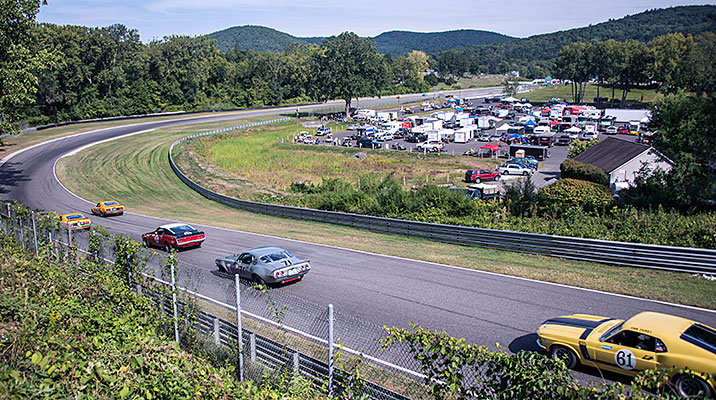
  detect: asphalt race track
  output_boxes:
[2,91,715,384]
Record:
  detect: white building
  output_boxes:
[573,137,673,189]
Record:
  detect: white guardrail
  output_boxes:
[169,119,716,275]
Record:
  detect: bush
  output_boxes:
[538,178,613,211]
[560,158,609,185]
[567,139,601,158]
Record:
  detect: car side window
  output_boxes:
[96,203,101,207]
[607,330,659,352]
[156,229,164,235]
[240,254,253,264]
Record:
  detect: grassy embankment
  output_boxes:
[0,236,277,398]
[55,117,716,309]
[526,83,660,104]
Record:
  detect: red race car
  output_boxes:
[142,223,205,251]
[464,169,501,183]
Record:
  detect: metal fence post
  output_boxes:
[19,217,25,251]
[235,273,244,381]
[328,303,334,399]
[31,212,38,256]
[171,262,179,343]
[67,227,72,247]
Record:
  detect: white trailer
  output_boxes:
[454,127,475,143]
[427,130,439,142]
[603,109,651,124]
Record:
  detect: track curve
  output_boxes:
[2,95,715,380]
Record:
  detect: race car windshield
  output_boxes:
[66,215,83,220]
[682,324,716,355]
[600,322,624,342]
[260,251,292,263]
[169,225,195,235]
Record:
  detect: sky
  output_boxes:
[37,0,716,42]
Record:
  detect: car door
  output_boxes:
[590,330,659,375]
[151,229,163,246]
[238,253,254,279]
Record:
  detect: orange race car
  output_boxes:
[91,201,124,217]
[60,213,91,230]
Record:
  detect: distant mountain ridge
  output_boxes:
[437,5,716,75]
[207,26,513,54]
[208,5,716,58]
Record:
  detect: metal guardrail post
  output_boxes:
[171,262,179,343]
[213,316,220,346]
[249,333,256,362]
[328,303,334,399]
[235,273,244,381]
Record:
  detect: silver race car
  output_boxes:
[215,247,311,286]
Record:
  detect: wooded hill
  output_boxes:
[208,26,513,54]
[435,5,716,77]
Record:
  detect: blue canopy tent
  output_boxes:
[524,120,538,126]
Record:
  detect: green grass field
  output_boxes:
[56,119,716,309]
[187,121,499,196]
[526,83,660,104]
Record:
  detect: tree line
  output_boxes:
[553,33,716,105]
[0,1,432,134]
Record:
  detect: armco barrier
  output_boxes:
[169,122,716,275]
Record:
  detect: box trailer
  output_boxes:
[603,108,651,124]
[509,144,550,161]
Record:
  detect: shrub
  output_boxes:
[567,139,601,158]
[538,178,614,211]
[560,158,609,185]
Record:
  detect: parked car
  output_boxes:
[390,143,407,151]
[465,169,501,183]
[489,133,503,142]
[619,127,630,135]
[478,132,492,141]
[142,223,205,251]
[556,134,572,146]
[347,124,359,130]
[376,132,394,141]
[509,156,538,169]
[356,137,381,148]
[316,126,332,136]
[416,141,443,152]
[91,201,124,217]
[581,131,598,141]
[215,246,311,286]
[60,213,91,230]
[497,164,533,176]
[605,125,618,135]
[537,311,716,398]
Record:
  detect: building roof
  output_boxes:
[573,137,651,174]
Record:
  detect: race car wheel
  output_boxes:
[550,345,578,369]
[674,374,712,398]
[163,242,171,253]
[142,238,150,247]
[475,178,482,183]
[217,263,226,273]
[100,211,105,217]
[252,274,266,288]
[495,176,500,181]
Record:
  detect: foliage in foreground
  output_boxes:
[0,236,277,399]
[383,323,683,400]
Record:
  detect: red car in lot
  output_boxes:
[142,223,205,251]
[465,169,501,183]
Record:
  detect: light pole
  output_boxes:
[295,108,299,135]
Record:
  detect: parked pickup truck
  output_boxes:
[416,141,444,152]
[464,169,501,183]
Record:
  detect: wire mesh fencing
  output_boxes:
[0,201,430,400]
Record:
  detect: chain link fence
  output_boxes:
[0,201,432,399]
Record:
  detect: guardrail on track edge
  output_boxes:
[168,119,716,275]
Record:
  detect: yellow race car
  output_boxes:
[537,311,715,398]
[60,213,91,230]
[91,201,124,217]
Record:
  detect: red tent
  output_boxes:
[480,144,500,151]
[548,120,560,125]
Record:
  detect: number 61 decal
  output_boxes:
[615,349,636,370]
